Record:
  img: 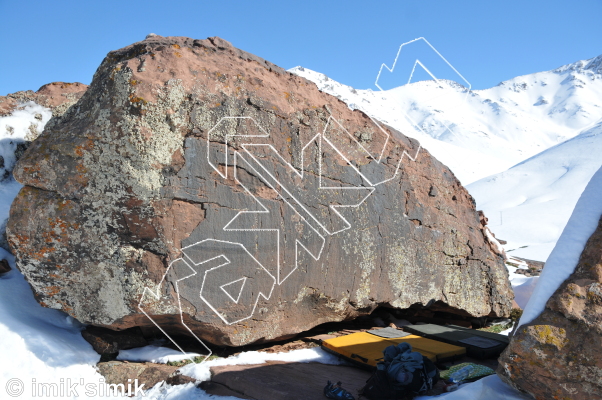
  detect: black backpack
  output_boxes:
[359,355,439,400]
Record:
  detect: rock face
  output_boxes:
[498,215,602,399]
[7,35,512,347]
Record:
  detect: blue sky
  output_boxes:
[0,0,600,96]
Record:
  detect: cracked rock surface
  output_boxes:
[7,35,512,346]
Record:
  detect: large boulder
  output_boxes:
[498,215,602,399]
[7,35,513,346]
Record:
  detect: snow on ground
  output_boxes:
[117,346,201,364]
[0,104,125,399]
[468,119,602,261]
[0,101,52,176]
[178,347,346,382]
[518,165,602,328]
[415,375,530,400]
[504,258,539,310]
[0,251,124,399]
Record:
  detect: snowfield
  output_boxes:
[468,118,602,260]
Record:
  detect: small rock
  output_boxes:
[14,142,29,161]
[165,373,197,386]
[0,259,11,274]
[97,361,185,389]
[82,326,148,354]
[429,185,438,197]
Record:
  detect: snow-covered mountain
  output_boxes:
[467,118,602,260]
[290,54,602,261]
[290,54,602,185]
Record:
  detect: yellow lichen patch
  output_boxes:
[532,325,569,349]
[174,51,182,58]
[130,79,139,86]
[284,91,291,99]
[171,44,181,49]
[110,66,122,80]
[129,94,148,105]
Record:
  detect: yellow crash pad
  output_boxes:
[322,331,465,368]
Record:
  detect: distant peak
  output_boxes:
[554,54,602,74]
[584,54,602,74]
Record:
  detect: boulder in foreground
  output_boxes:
[498,215,602,399]
[8,35,512,346]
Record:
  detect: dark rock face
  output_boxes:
[0,259,10,274]
[7,35,512,347]
[81,326,148,354]
[498,215,602,400]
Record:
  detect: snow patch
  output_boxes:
[518,165,602,327]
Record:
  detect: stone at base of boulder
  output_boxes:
[96,361,192,389]
[0,259,10,274]
[82,326,148,354]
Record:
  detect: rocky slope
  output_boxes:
[0,82,88,118]
[7,35,512,347]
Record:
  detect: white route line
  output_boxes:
[241,140,374,236]
[375,37,471,93]
[181,239,276,325]
[225,150,326,285]
[321,115,421,187]
[373,37,470,169]
[207,116,269,180]
[220,277,247,304]
[139,110,421,360]
[138,258,212,364]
